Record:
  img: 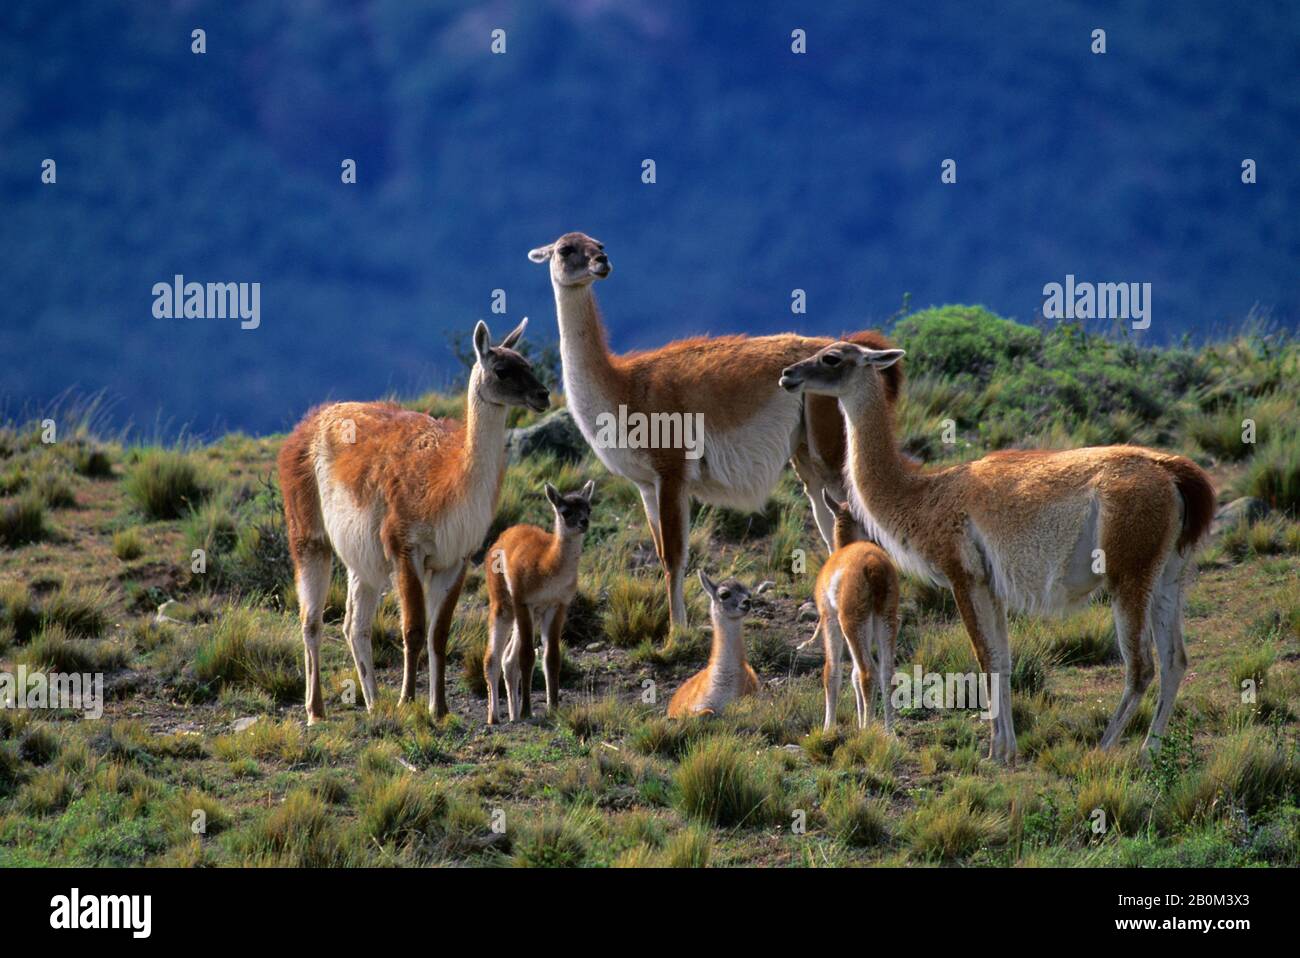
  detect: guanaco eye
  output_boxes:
[717,589,730,599]
[558,245,575,257]
[821,354,841,366]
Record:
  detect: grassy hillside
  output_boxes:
[1,308,1298,867]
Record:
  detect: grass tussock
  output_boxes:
[603,576,670,647]
[189,607,302,703]
[0,494,49,547]
[125,449,213,520]
[19,624,128,674]
[673,735,782,828]
[231,788,353,867]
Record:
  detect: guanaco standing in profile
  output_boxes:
[780,340,1215,763]
[667,572,760,718]
[483,480,595,723]
[279,318,549,723]
[812,490,899,733]
[527,231,900,630]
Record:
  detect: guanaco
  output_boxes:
[279,318,549,722]
[483,480,595,723]
[780,340,1215,762]
[813,490,899,733]
[667,572,760,718]
[527,232,898,630]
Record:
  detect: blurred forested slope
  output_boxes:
[0,0,1296,436]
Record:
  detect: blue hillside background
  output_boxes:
[1,0,1296,437]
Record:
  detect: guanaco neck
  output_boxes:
[831,514,860,551]
[545,514,586,573]
[707,610,748,675]
[839,377,921,526]
[553,282,621,398]
[461,366,509,492]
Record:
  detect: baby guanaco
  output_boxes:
[813,490,899,732]
[483,480,594,723]
[667,571,760,718]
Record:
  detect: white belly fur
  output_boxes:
[563,361,801,512]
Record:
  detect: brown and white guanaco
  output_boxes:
[528,232,898,630]
[667,572,760,718]
[279,318,549,723]
[813,490,899,733]
[483,480,595,723]
[780,340,1215,763]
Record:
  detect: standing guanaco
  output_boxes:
[483,480,595,723]
[667,572,760,718]
[527,232,898,630]
[780,340,1214,762]
[279,318,549,723]
[813,490,899,733]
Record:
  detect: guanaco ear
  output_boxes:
[856,347,905,369]
[821,488,846,516]
[472,320,492,365]
[544,483,563,509]
[697,569,718,602]
[580,479,596,502]
[527,244,554,263]
[499,316,528,350]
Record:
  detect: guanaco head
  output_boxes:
[779,341,905,401]
[821,489,859,549]
[544,480,595,535]
[527,232,611,287]
[697,570,752,622]
[471,318,550,412]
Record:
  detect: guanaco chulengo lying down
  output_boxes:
[813,490,899,733]
[483,480,595,723]
[667,571,760,718]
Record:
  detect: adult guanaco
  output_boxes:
[279,318,549,722]
[813,490,899,733]
[483,480,595,723]
[667,572,760,718]
[527,232,898,630]
[779,340,1214,763]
